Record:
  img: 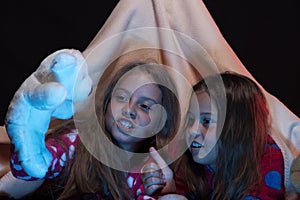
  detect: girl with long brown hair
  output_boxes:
[142,71,287,199]
[179,71,285,199]
[10,61,180,200]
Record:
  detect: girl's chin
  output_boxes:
[192,158,201,165]
[190,147,200,157]
[191,150,207,164]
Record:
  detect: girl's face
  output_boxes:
[105,69,163,152]
[186,90,218,170]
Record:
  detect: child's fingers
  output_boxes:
[141,170,163,183]
[149,147,173,181]
[143,147,175,195]
[142,175,166,195]
[145,184,165,196]
[149,147,168,169]
[143,176,166,189]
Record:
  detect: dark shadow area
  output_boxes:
[0,1,299,124]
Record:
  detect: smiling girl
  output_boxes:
[10,61,180,200]
[179,71,285,199]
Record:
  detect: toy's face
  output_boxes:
[186,90,218,170]
[105,69,162,152]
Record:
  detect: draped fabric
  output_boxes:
[79,0,299,194]
[0,0,299,198]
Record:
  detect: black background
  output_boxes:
[0,1,299,125]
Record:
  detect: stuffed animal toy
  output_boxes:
[291,155,300,193]
[5,49,92,179]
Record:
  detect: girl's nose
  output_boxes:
[189,130,201,139]
[188,121,203,138]
[121,102,136,119]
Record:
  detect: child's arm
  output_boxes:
[0,127,10,144]
[0,171,44,199]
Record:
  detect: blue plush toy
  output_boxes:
[5,49,92,178]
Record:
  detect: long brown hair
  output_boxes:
[47,60,180,199]
[178,71,269,200]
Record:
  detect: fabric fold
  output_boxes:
[79,0,299,193]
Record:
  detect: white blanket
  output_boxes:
[1,0,299,198]
[81,0,300,194]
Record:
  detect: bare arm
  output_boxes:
[0,127,10,144]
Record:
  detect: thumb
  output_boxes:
[149,147,168,169]
[149,147,175,193]
[149,147,173,180]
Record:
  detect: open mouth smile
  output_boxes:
[116,119,135,133]
[190,141,203,155]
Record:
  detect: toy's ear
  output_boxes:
[50,50,93,119]
[50,50,92,102]
[290,155,300,193]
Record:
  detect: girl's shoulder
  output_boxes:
[258,134,285,198]
[262,134,283,166]
[264,134,281,151]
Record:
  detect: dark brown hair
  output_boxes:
[178,71,269,200]
[45,61,180,200]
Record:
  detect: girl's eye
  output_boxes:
[140,104,151,113]
[115,95,128,102]
[202,118,211,125]
[200,114,216,128]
